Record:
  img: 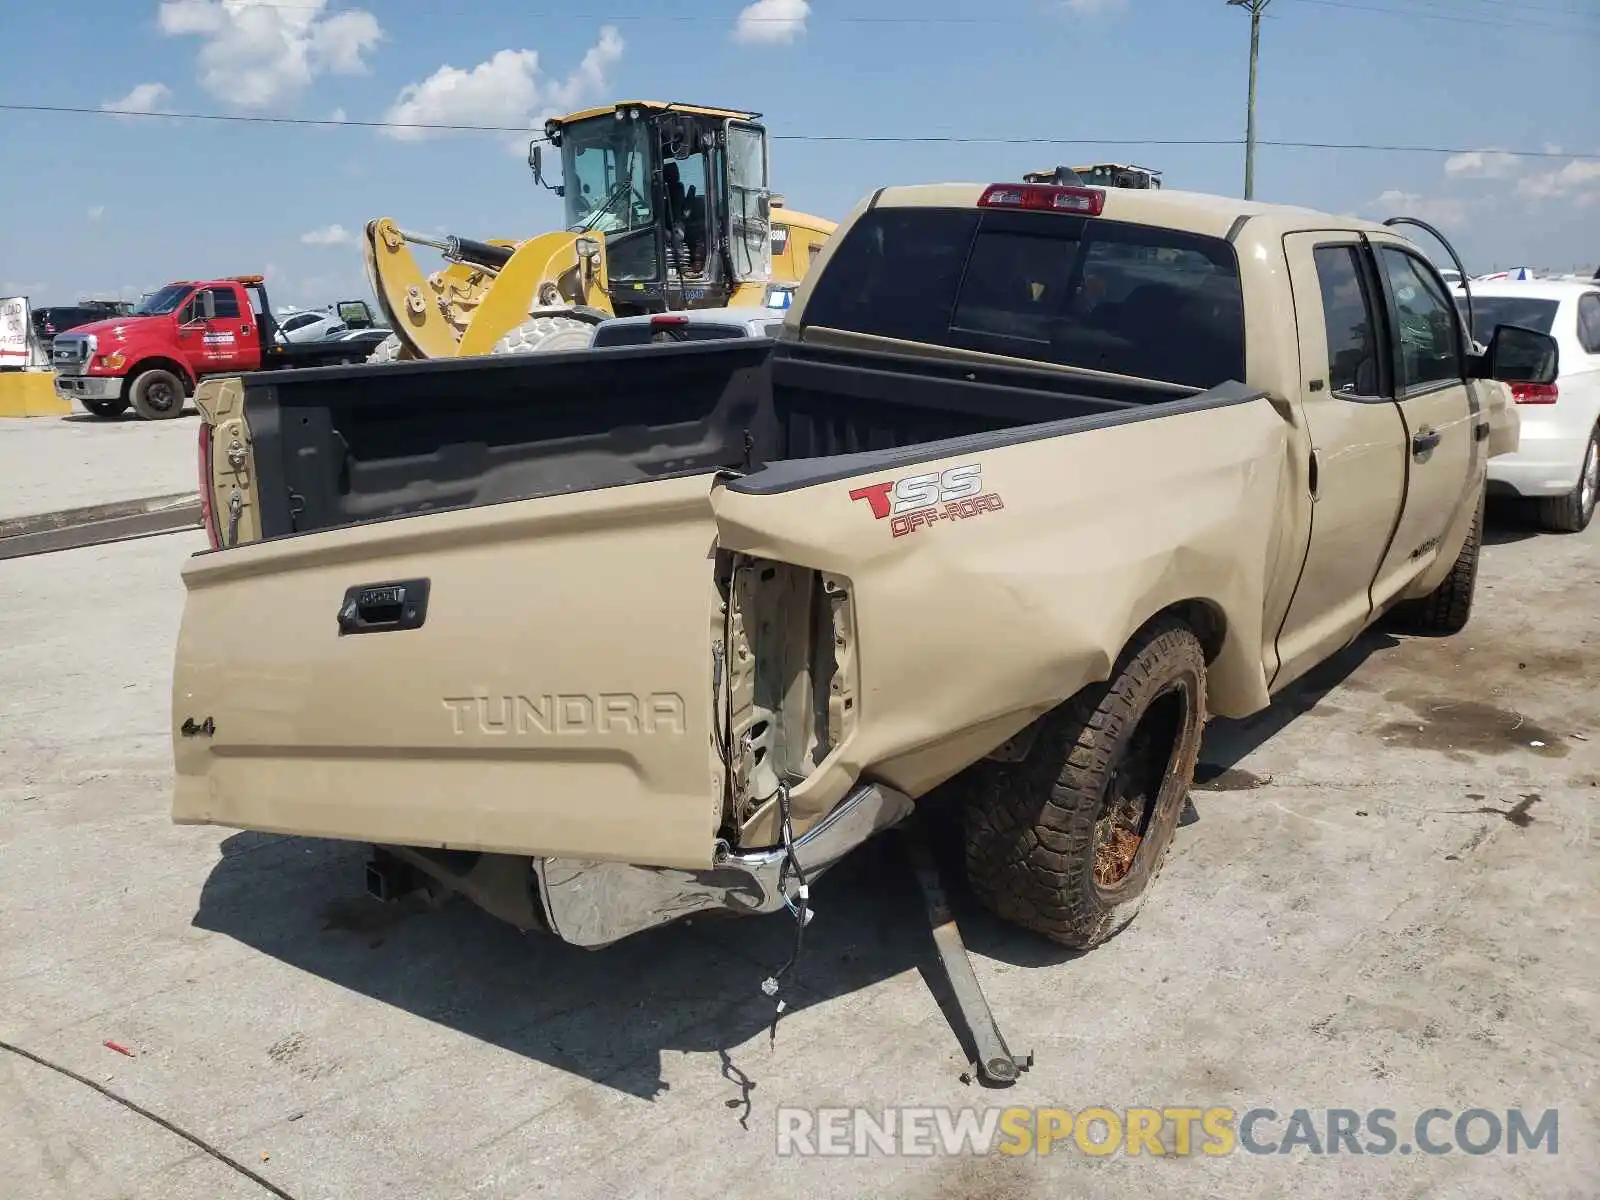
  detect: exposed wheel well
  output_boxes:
[1148,598,1228,665]
[984,600,1227,765]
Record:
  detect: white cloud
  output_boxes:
[158,0,382,110]
[542,26,625,114]
[383,27,623,141]
[301,223,354,246]
[87,206,106,221]
[733,0,811,45]
[102,82,172,114]
[1516,159,1600,204]
[1443,150,1518,180]
[1370,189,1470,229]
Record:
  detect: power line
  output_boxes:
[93,0,1600,20]
[1281,0,1597,34]
[4,103,1595,161]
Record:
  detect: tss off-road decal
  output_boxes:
[849,463,1005,538]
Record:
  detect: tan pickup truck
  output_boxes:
[176,180,1547,962]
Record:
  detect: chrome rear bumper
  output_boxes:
[535,781,914,948]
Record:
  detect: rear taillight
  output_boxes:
[197,420,220,549]
[978,183,1106,216]
[1511,382,1559,404]
[650,314,690,328]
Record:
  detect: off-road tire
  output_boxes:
[128,368,186,421]
[1535,426,1598,534]
[1395,485,1483,635]
[82,398,129,419]
[490,315,595,356]
[962,618,1208,950]
[365,333,417,364]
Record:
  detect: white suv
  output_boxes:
[1457,280,1600,532]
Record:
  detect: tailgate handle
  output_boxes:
[338,578,430,636]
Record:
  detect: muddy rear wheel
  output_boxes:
[962,618,1207,949]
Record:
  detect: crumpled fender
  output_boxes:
[711,395,1291,819]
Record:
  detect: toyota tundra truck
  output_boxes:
[170,180,1542,963]
[51,276,383,420]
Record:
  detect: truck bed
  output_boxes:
[232,339,1252,543]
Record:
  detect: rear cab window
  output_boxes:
[799,206,1245,389]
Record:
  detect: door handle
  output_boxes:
[1411,429,1441,458]
[337,578,430,636]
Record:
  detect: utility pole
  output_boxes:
[1227,0,1271,201]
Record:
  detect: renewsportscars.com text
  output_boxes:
[775,1106,1559,1158]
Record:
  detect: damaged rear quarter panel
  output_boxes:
[711,397,1290,827]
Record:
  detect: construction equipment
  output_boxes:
[1071,163,1163,190]
[1024,163,1164,190]
[363,101,836,362]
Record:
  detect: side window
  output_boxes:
[1578,294,1600,355]
[1377,247,1462,391]
[207,287,241,319]
[281,313,315,332]
[1312,244,1382,397]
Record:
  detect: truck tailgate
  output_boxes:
[171,474,724,869]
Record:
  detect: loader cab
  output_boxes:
[1071,163,1164,190]
[538,102,773,315]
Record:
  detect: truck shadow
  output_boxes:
[1482,498,1542,546]
[190,628,1403,1100]
[192,824,1060,1100]
[1193,624,1397,790]
[61,409,197,424]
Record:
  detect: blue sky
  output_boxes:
[2,0,1596,308]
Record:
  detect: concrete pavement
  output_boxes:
[0,515,1596,1199]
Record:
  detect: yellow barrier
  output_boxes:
[0,371,72,417]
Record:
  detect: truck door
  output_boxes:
[183,285,255,374]
[722,120,772,285]
[1272,233,1409,687]
[1363,237,1480,607]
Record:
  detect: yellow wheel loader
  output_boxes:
[363,101,836,362]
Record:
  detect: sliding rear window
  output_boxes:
[801,206,1245,389]
[591,323,752,347]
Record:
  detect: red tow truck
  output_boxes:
[50,275,387,420]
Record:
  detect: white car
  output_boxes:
[275,310,348,343]
[1457,279,1600,532]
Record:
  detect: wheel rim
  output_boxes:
[147,380,177,411]
[1091,683,1191,890]
[1581,437,1598,519]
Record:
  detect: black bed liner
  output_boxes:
[236,338,1258,543]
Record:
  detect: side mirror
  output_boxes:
[1473,323,1559,386]
[529,142,563,196]
[182,292,214,324]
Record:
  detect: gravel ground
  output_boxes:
[0,511,1596,1200]
[0,409,199,521]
